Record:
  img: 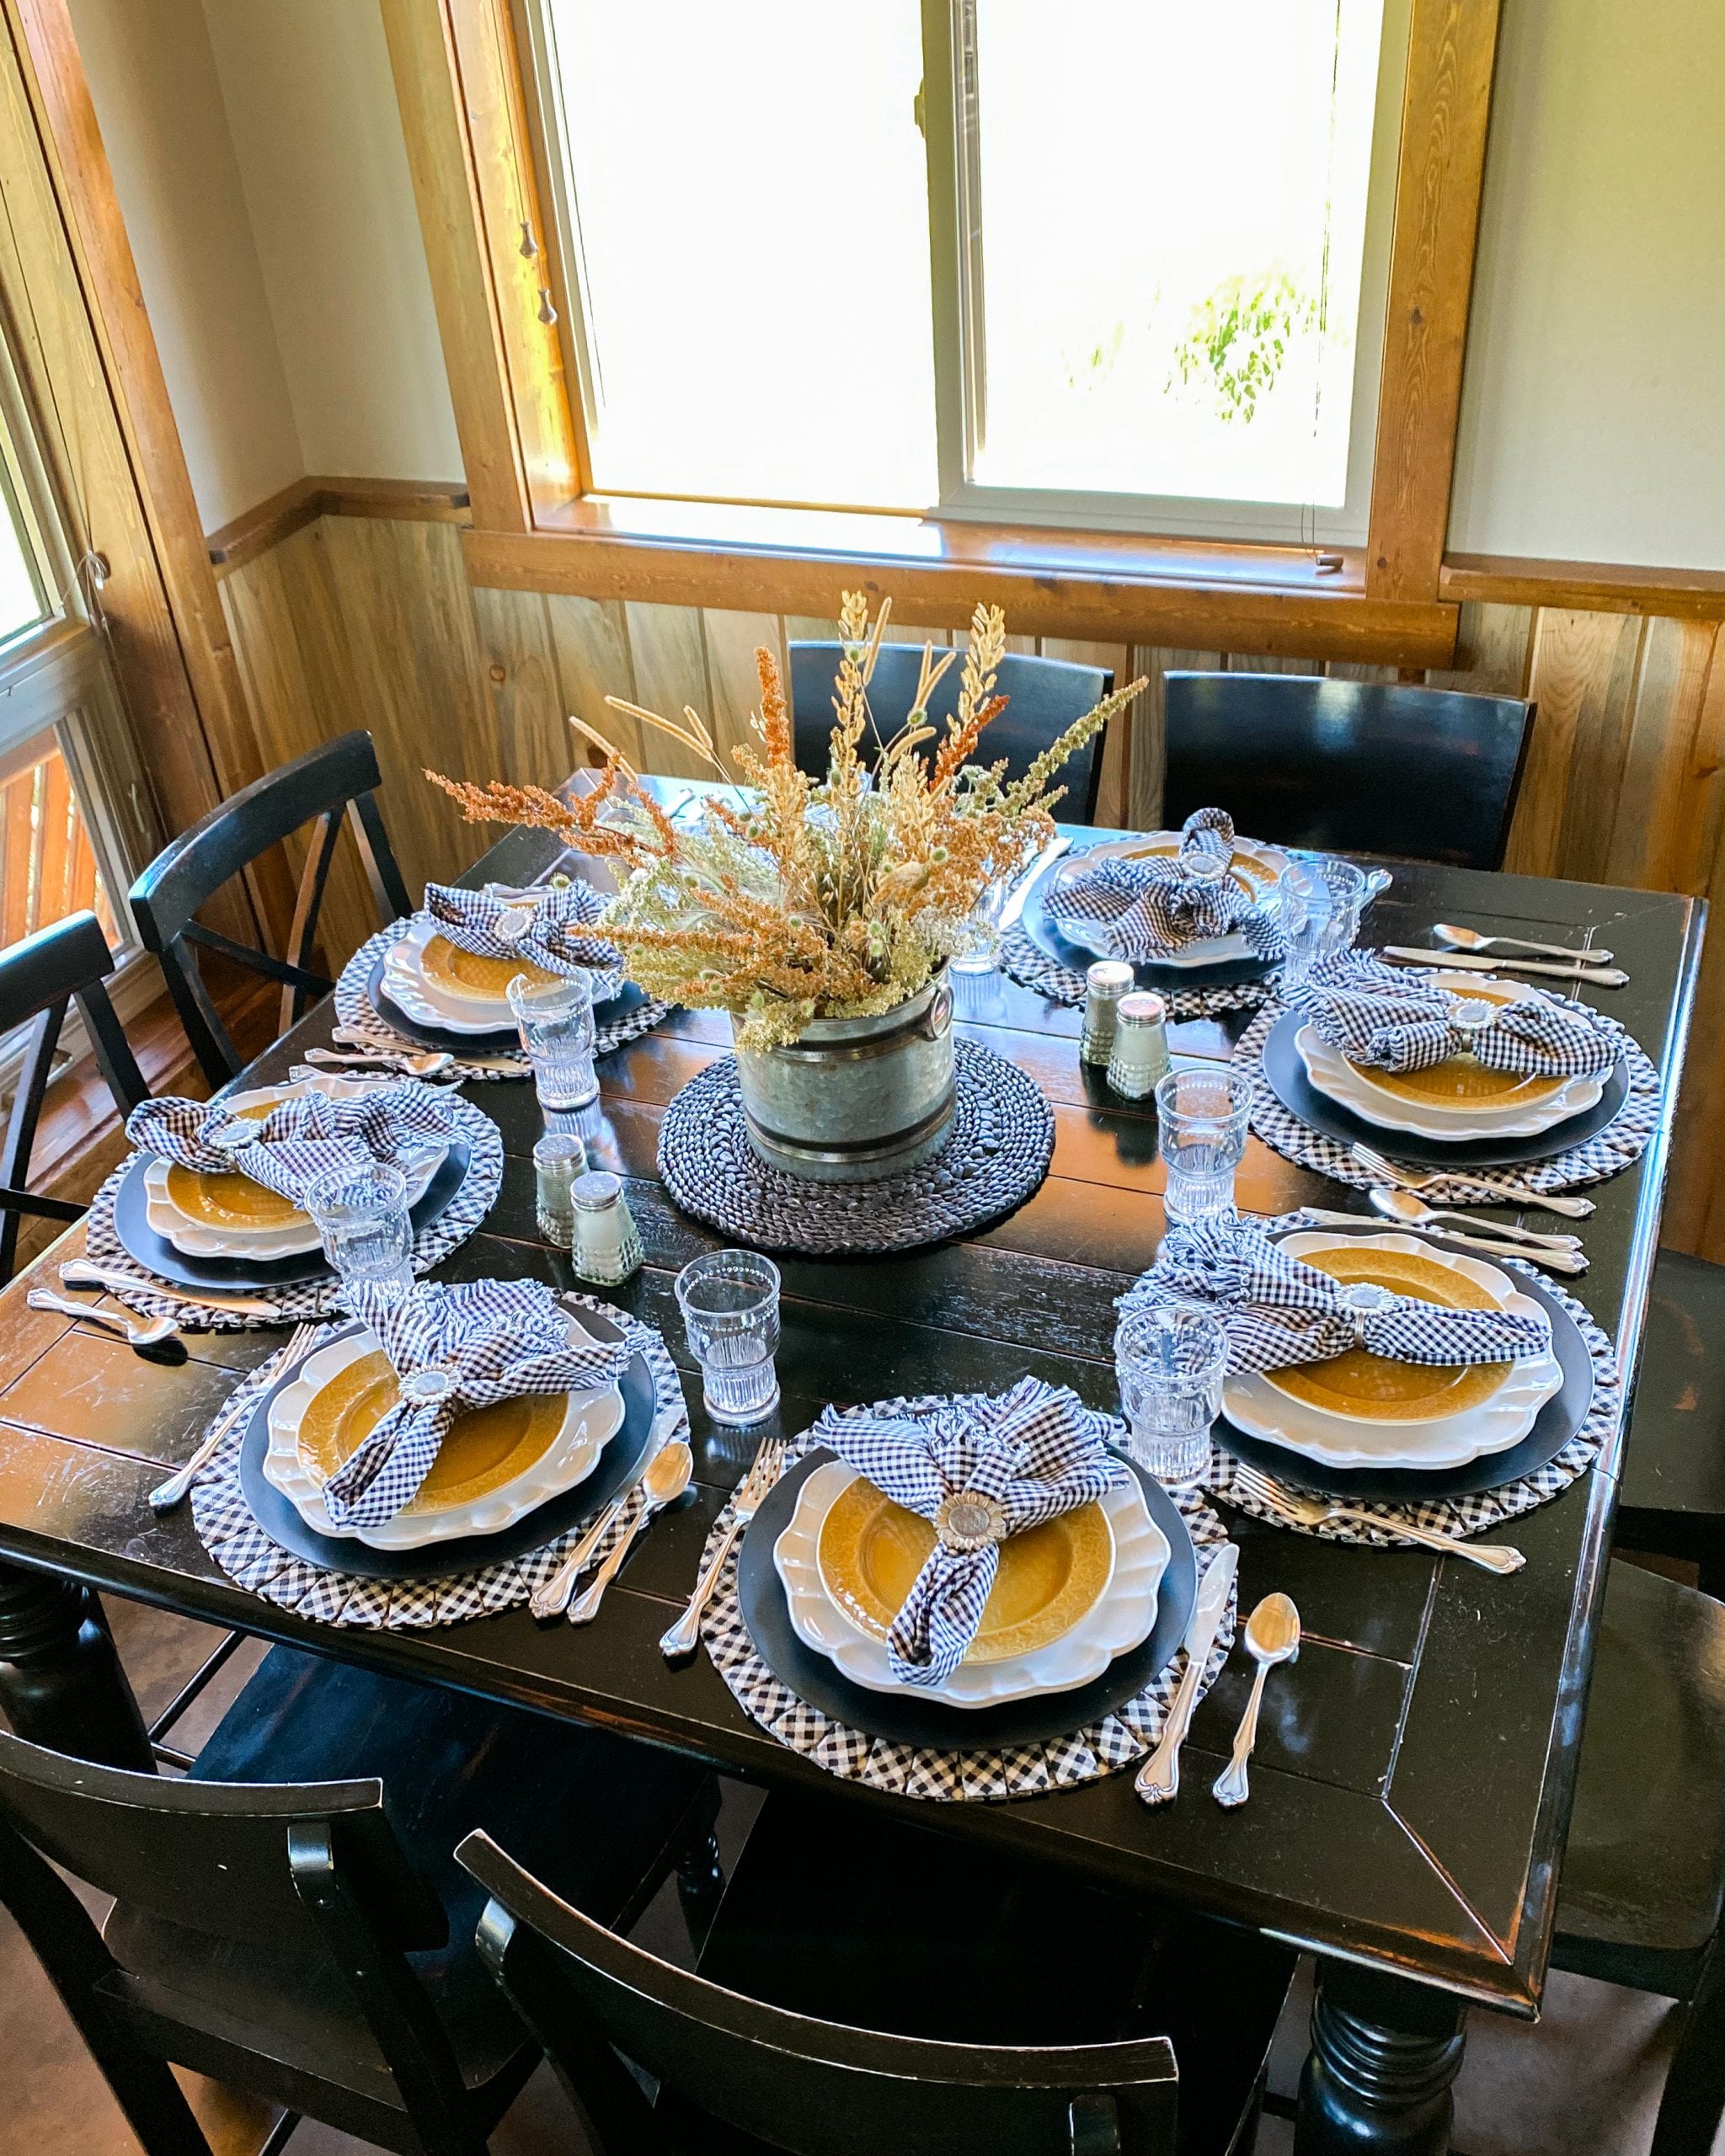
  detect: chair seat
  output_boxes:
[1553,1559,1725,1996]
[689,1789,1295,2156]
[102,1646,714,2124]
[1616,1252,1725,1569]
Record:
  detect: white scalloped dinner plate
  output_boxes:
[772,1462,1168,1709]
[1048,831,1290,967]
[263,1327,623,1550]
[385,914,624,1033]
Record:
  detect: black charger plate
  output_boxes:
[234,1308,656,1580]
[734,1448,1199,1749]
[366,953,646,1056]
[1021,857,1274,993]
[1261,1010,1629,1171]
[1217,1223,1598,1503]
[113,1140,471,1293]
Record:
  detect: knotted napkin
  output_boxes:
[1289,952,1621,1079]
[128,1081,455,1206]
[1046,807,1285,963]
[319,1278,632,1527]
[813,1374,1123,1686]
[1119,1214,1550,1376]
[423,877,623,993]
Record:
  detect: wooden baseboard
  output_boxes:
[207,476,471,578]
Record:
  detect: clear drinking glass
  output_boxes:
[1308,857,1370,963]
[306,1161,415,1304]
[676,1250,782,1426]
[1155,1066,1253,1222]
[507,971,599,1111]
[1114,1304,1229,1485]
[1275,860,1332,990]
[949,877,1011,974]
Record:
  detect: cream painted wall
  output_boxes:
[66,0,302,531]
[1448,0,1725,569]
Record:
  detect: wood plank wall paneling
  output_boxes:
[217,518,1723,1262]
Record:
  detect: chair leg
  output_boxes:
[675,1822,726,1954]
[1650,1940,1725,2156]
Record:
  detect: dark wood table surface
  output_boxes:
[0,798,1702,2154]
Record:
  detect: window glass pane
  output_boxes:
[542,0,937,508]
[0,479,43,642]
[0,728,118,951]
[966,0,1387,510]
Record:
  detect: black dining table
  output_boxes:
[0,777,1702,2156]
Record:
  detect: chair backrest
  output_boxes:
[789,643,1115,825]
[458,1830,1178,2156]
[129,728,414,1086]
[1162,672,1535,869]
[0,910,147,1281]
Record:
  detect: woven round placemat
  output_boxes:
[187,1293,686,1628]
[995,922,1274,1017]
[334,919,669,1080]
[82,1095,504,1331]
[656,1040,1054,1256]
[699,1401,1235,1802]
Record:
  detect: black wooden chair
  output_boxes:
[1162,673,1536,869]
[459,1787,1296,2154]
[129,729,413,1088]
[0,910,147,1282]
[1612,1251,1725,1597]
[1551,1557,1725,2156]
[0,1643,722,2156]
[789,643,1115,824]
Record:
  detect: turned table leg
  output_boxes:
[0,1561,152,1769]
[1295,1959,1466,2155]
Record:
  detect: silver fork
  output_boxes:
[1350,1142,1594,1220]
[150,1322,319,1509]
[659,1439,785,1660]
[1234,1462,1525,1575]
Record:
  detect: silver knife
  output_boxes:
[1000,836,1071,929]
[1381,946,1627,989]
[1136,1540,1239,1806]
[58,1259,284,1321]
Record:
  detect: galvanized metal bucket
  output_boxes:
[732,972,957,1182]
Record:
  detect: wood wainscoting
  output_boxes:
[212,511,1725,1261]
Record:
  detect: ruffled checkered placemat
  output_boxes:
[995,922,1274,1017]
[699,1404,1235,1802]
[82,1096,503,1331]
[188,1294,686,1628]
[1197,1209,1621,1545]
[1237,1000,1661,1203]
[334,920,668,1081]
[657,1040,1055,1256]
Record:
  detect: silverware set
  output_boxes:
[1351,1141,1594,1219]
[1383,923,1626,988]
[660,1438,784,1658]
[529,1406,684,1620]
[1232,1462,1525,1575]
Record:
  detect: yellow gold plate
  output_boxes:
[295,1348,567,1514]
[1346,981,1564,1107]
[163,1098,303,1230]
[1263,1245,1510,1422]
[421,933,558,1001]
[817,1481,1113,1664]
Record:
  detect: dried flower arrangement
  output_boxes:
[428,592,1144,1051]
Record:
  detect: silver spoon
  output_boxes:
[569,1443,694,1625]
[1434,923,1615,966]
[303,1046,455,1078]
[1367,1187,1583,1250]
[1213,1593,1300,1809]
[27,1288,179,1351]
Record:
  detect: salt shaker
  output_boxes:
[570,1170,644,1286]
[1106,992,1171,1100]
[533,1131,587,1247]
[1081,960,1136,1066]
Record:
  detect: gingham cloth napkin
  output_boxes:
[1119,1214,1551,1374]
[814,1374,1124,1687]
[1045,807,1285,963]
[1288,952,1622,1078]
[126,1081,456,1205]
[320,1278,632,1528]
[423,877,622,991]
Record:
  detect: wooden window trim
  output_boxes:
[386,0,1501,664]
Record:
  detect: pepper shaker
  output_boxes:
[1106,991,1171,1100]
[1081,960,1136,1066]
[533,1131,587,1247]
[570,1170,644,1286]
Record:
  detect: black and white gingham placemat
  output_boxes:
[699,1402,1235,1801]
[1200,1209,1621,1545]
[657,1040,1054,1256]
[1236,1001,1661,1203]
[187,1294,687,1629]
[82,1095,504,1331]
[334,919,668,1081]
[995,922,1274,1018]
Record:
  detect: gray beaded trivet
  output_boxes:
[334,918,669,1080]
[700,1401,1234,1801]
[188,1293,686,1628]
[657,1040,1054,1256]
[82,1095,504,1331]
[995,922,1273,1017]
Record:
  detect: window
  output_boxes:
[522,0,1409,544]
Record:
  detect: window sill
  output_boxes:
[462,496,1458,666]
